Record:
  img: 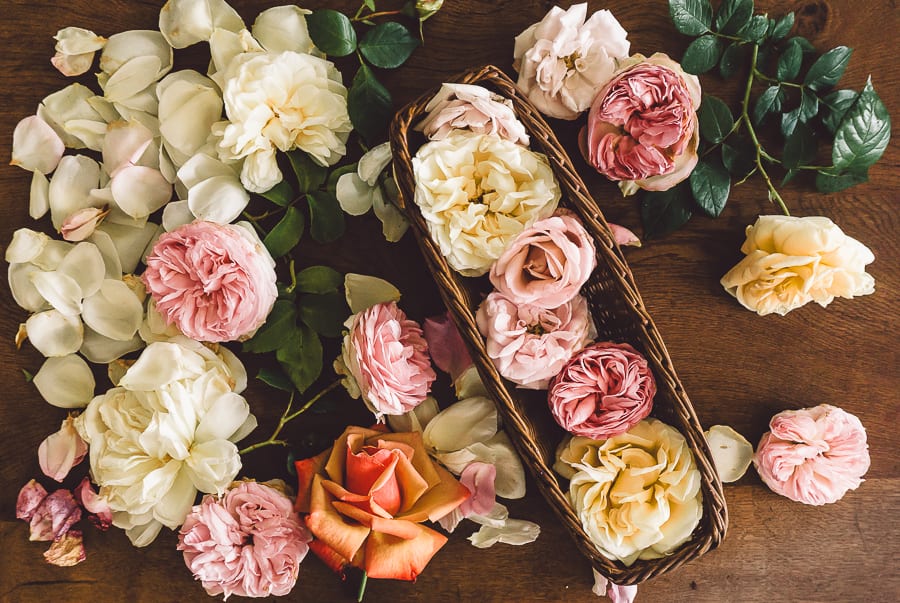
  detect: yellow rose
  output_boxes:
[720,215,875,316]
[554,418,703,566]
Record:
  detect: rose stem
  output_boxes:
[357,572,368,603]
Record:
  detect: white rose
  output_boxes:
[412,130,561,276]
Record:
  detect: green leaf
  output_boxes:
[753,85,782,125]
[832,77,891,171]
[288,151,328,194]
[257,366,295,392]
[348,63,392,144]
[715,0,754,35]
[719,42,744,78]
[276,323,323,394]
[781,168,799,186]
[698,95,734,144]
[22,369,34,382]
[307,191,346,243]
[721,142,755,179]
[669,0,713,35]
[299,291,348,338]
[327,163,359,193]
[781,106,801,137]
[296,265,343,294]
[815,167,869,193]
[776,38,803,81]
[682,35,722,75]
[243,300,298,353]
[263,206,305,259]
[689,158,731,217]
[787,36,816,54]
[770,12,794,40]
[799,88,819,123]
[364,0,376,10]
[803,46,852,91]
[359,22,420,69]
[641,184,693,238]
[783,123,817,169]
[306,9,358,57]
[821,89,859,134]
[259,179,294,207]
[738,14,768,43]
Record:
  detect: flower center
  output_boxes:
[562,52,581,71]
[526,323,546,335]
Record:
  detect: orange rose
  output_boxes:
[295,426,469,581]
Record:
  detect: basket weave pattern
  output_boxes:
[390,65,728,584]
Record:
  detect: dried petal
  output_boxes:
[705,424,754,483]
[609,223,641,247]
[51,51,96,77]
[54,27,106,55]
[38,415,88,482]
[17,480,49,521]
[11,115,65,174]
[468,517,540,548]
[29,489,81,541]
[33,354,96,408]
[43,530,87,566]
[25,310,84,357]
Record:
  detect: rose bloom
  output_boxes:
[415,83,530,145]
[335,301,436,420]
[581,53,701,196]
[754,404,870,505]
[143,221,277,343]
[549,342,655,439]
[490,210,597,309]
[215,50,352,193]
[179,480,311,599]
[413,129,561,276]
[720,215,875,316]
[294,426,469,581]
[513,3,630,120]
[554,418,704,566]
[476,292,596,390]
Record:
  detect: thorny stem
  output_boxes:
[238,379,343,455]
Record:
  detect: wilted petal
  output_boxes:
[57,242,105,299]
[33,354,96,408]
[38,415,88,482]
[344,273,401,313]
[87,230,123,279]
[30,270,83,317]
[48,155,101,230]
[43,530,87,567]
[161,200,194,231]
[185,439,242,494]
[79,327,144,364]
[358,142,393,185]
[705,424,754,483]
[61,207,109,242]
[160,0,245,48]
[110,165,172,219]
[609,223,641,247]
[82,279,143,341]
[252,5,314,53]
[55,26,106,54]
[51,52,96,77]
[194,392,251,441]
[468,517,540,548]
[17,480,49,521]
[30,170,51,219]
[187,174,249,223]
[335,172,374,216]
[25,310,84,357]
[74,477,113,530]
[11,116,65,174]
[29,489,81,541]
[38,83,106,149]
[424,396,498,452]
[100,30,172,79]
[96,221,159,273]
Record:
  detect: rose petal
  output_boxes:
[103,119,156,176]
[424,396,498,453]
[43,530,87,566]
[25,310,84,357]
[9,264,49,313]
[95,221,160,273]
[386,397,440,433]
[11,115,65,174]
[79,327,144,364]
[609,222,641,247]
[38,416,88,482]
[157,72,223,166]
[100,30,172,79]
[57,242,105,299]
[372,187,410,242]
[161,200,194,231]
[184,440,241,495]
[363,523,448,581]
[61,207,109,242]
[252,5,315,54]
[30,270,83,317]
[30,170,51,220]
[38,83,106,149]
[307,474,371,562]
[186,173,249,223]
[335,172,375,216]
[55,26,106,54]
[29,489,81,541]
[33,354,96,408]
[705,425,754,483]
[74,477,113,530]
[344,273,401,314]
[194,393,251,442]
[81,279,143,341]
[17,480,49,521]
[358,142,393,186]
[159,0,245,49]
[48,155,101,230]
[467,517,540,548]
[423,313,472,381]
[52,51,96,77]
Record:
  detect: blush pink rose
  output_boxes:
[340,301,437,419]
[548,342,655,438]
[753,404,870,506]
[416,83,530,145]
[580,53,701,196]
[142,221,277,343]
[178,480,311,599]
[477,292,596,390]
[489,211,597,309]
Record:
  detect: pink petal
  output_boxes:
[16,479,49,521]
[423,312,473,381]
[458,462,496,517]
[43,530,86,567]
[29,489,81,542]
[74,477,113,530]
[38,415,88,482]
[608,223,641,247]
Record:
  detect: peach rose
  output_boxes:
[580,53,701,195]
[294,426,469,581]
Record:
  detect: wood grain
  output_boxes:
[1,1,898,601]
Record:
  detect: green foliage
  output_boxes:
[359,22,420,68]
[276,323,324,394]
[259,179,294,207]
[263,207,305,259]
[682,35,722,74]
[714,0,753,35]
[669,0,713,35]
[307,191,346,243]
[689,159,731,217]
[307,9,358,56]
[295,265,343,294]
[698,95,734,143]
[348,63,393,144]
[288,151,328,194]
[641,185,693,239]
[803,46,852,91]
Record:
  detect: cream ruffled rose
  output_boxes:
[413,130,561,276]
[554,418,703,566]
[720,215,875,316]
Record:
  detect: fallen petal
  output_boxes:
[33,354,96,408]
[54,26,106,55]
[358,142,393,185]
[61,207,109,242]
[159,0,244,49]
[38,83,106,149]
[30,270,83,317]
[609,223,641,247]
[17,480,49,521]
[48,155,101,230]
[467,518,540,548]
[186,173,249,223]
[95,221,160,273]
[25,310,84,357]
[74,477,113,530]
[110,165,172,219]
[103,119,156,176]
[5,228,50,264]
[51,51,96,77]
[79,326,144,364]
[29,489,81,541]
[100,30,172,79]
[43,530,86,566]
[424,396,498,453]
[423,312,472,381]
[158,71,223,165]
[344,273,401,314]
[57,241,106,299]
[386,397,440,433]
[705,424,754,483]
[335,172,374,216]
[161,200,194,231]
[372,188,410,242]
[11,115,65,174]
[82,279,143,341]
[87,230,123,279]
[38,415,88,482]
[252,5,314,54]
[30,170,51,219]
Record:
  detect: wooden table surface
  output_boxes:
[1,1,897,601]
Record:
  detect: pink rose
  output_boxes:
[338,301,436,419]
[548,342,655,438]
[580,53,701,195]
[753,404,870,505]
[477,292,596,390]
[178,480,311,599]
[489,211,597,309]
[416,83,530,145]
[142,221,277,342]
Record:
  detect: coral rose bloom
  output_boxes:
[295,426,469,581]
[142,221,277,343]
[581,53,701,195]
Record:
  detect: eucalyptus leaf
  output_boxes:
[776,39,803,82]
[288,151,328,194]
[299,291,348,338]
[815,167,869,193]
[277,323,323,393]
[739,14,768,43]
[641,184,693,238]
[721,142,755,179]
[770,12,794,40]
[753,85,782,125]
[781,106,801,137]
[243,300,298,354]
[832,77,891,171]
[689,158,731,217]
[669,0,713,36]
[803,46,852,91]
[348,63,392,144]
[719,43,744,79]
[257,366,294,392]
[682,35,722,75]
[296,265,343,294]
[799,89,819,123]
[783,123,817,169]
[359,22,420,69]
[263,206,305,258]
[260,179,294,207]
[715,0,754,35]
[698,95,734,144]
[306,9,358,57]
[821,89,859,134]
[307,190,346,243]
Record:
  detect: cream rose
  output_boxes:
[412,130,561,276]
[554,419,703,566]
[720,215,875,316]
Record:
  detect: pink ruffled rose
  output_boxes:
[337,301,437,419]
[142,221,277,342]
[580,53,701,196]
[753,404,870,505]
[548,342,655,438]
[490,211,597,309]
[477,292,596,390]
[178,480,311,599]
[416,83,530,145]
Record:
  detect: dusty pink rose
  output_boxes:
[581,53,701,196]
[38,415,87,482]
[477,292,596,390]
[753,404,870,505]
[143,221,277,342]
[416,83,530,145]
[179,480,311,599]
[490,211,597,309]
[548,342,655,438]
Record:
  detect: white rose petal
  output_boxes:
[103,120,156,176]
[100,30,172,79]
[358,142,393,185]
[103,55,164,103]
[82,279,144,341]
[8,264,47,312]
[208,28,264,86]
[97,222,160,273]
[386,397,440,433]
[194,392,251,441]
[33,354,95,408]
[31,270,83,317]
[424,396,498,452]
[6,228,50,264]
[469,517,541,549]
[373,186,409,242]
[57,242,105,299]
[87,95,120,122]
[184,439,242,494]
[52,51,96,77]
[187,174,250,223]
[476,433,527,499]
[344,273,401,314]
[454,365,489,399]
[48,155,101,230]
[252,5,314,54]
[159,0,245,49]
[38,83,106,149]
[11,116,65,174]
[161,200,195,231]
[55,26,106,55]
[120,519,164,548]
[335,172,374,215]
[158,71,223,167]
[26,310,84,357]
[239,146,282,194]
[151,466,197,529]
[705,425,754,483]
[30,170,51,220]
[86,230,124,280]
[228,414,258,444]
[110,165,172,219]
[119,341,201,390]
[176,152,237,188]
[80,327,144,363]
[62,119,108,152]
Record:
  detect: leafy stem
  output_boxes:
[352,9,402,22]
[238,379,343,455]
[752,69,804,88]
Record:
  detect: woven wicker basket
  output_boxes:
[390,65,728,585]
